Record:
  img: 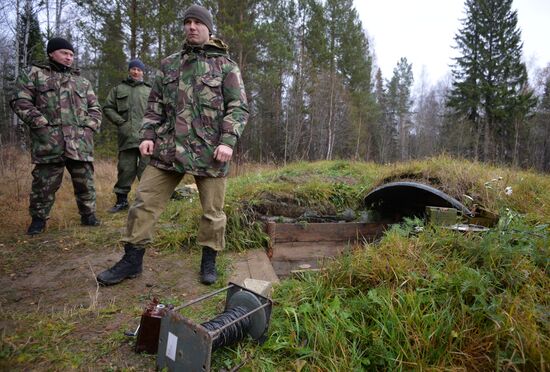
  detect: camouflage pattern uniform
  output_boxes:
[141,39,248,177]
[11,61,102,219]
[103,78,151,195]
[122,39,249,249]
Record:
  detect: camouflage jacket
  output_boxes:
[141,38,249,177]
[103,78,151,151]
[10,60,102,163]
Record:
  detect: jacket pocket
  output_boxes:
[35,81,57,111]
[161,75,178,118]
[199,75,224,110]
[30,124,64,160]
[74,88,90,126]
[116,91,129,120]
[152,126,175,166]
[195,75,223,144]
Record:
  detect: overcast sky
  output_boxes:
[354,0,550,86]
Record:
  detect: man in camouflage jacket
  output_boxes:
[97,5,249,286]
[11,37,102,235]
[103,59,151,213]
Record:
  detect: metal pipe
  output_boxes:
[174,284,234,311]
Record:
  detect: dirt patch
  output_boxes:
[0,224,235,370]
[249,191,337,218]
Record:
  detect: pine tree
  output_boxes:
[94,4,127,153]
[17,1,46,68]
[386,57,414,161]
[448,0,535,162]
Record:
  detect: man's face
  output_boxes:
[49,49,74,67]
[129,67,144,81]
[184,17,210,45]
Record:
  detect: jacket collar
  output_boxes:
[182,38,229,57]
[123,77,150,87]
[32,59,79,75]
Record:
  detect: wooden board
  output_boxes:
[266,222,387,278]
[228,249,279,285]
[266,222,386,243]
[270,241,348,261]
[230,222,388,280]
[270,241,354,278]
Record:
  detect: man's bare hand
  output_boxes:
[213,144,233,162]
[139,140,154,156]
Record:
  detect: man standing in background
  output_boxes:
[103,59,151,212]
[11,37,102,235]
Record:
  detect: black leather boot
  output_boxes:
[81,213,101,226]
[108,193,129,213]
[200,246,218,285]
[96,243,145,286]
[27,217,46,235]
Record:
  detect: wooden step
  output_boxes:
[228,248,279,285]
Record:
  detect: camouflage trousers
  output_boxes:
[122,166,227,251]
[113,148,149,195]
[30,159,96,219]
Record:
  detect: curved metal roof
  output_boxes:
[363,181,472,220]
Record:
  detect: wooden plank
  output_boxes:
[271,260,318,277]
[271,257,338,278]
[266,222,386,243]
[247,249,280,283]
[228,259,251,286]
[271,241,348,261]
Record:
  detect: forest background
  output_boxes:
[1,0,549,172]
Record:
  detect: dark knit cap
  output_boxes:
[183,5,214,33]
[47,37,74,54]
[128,59,145,71]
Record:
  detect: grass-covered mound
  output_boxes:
[157,156,549,251]
[203,157,548,370]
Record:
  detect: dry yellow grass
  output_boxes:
[0,148,274,237]
[0,146,117,236]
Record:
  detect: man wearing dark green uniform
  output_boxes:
[103,59,151,212]
[11,37,102,235]
[96,4,249,286]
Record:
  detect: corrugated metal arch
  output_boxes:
[363,181,472,222]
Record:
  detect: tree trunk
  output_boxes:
[512,118,520,167]
[55,0,65,35]
[483,120,490,161]
[22,2,31,67]
[354,112,361,160]
[326,72,335,160]
[130,0,137,58]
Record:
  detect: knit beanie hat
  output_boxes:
[47,37,74,54]
[128,59,145,71]
[183,5,213,34]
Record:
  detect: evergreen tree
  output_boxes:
[386,57,413,161]
[17,1,46,68]
[373,68,393,162]
[332,1,374,160]
[95,5,127,153]
[245,0,296,163]
[447,0,535,162]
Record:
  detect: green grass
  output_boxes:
[208,157,549,371]
[235,212,548,370]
